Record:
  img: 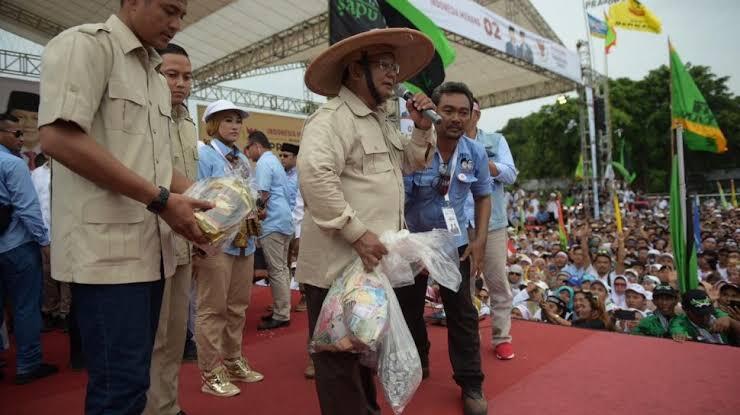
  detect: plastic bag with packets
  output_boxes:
[309,229,462,414]
[184,153,261,255]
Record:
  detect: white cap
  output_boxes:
[647,249,661,256]
[509,264,524,275]
[643,275,661,286]
[625,283,648,299]
[202,99,249,122]
[533,280,549,291]
[519,255,532,265]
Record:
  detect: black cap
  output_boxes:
[546,295,567,311]
[280,143,299,155]
[681,289,714,317]
[247,130,273,149]
[652,284,678,298]
[6,90,39,113]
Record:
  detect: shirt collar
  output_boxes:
[106,14,162,68]
[212,139,238,157]
[0,144,12,155]
[173,104,191,122]
[338,86,374,117]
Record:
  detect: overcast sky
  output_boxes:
[2,0,737,130]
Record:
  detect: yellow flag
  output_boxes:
[613,193,623,234]
[609,0,662,34]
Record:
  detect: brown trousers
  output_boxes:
[144,263,192,415]
[42,251,70,316]
[261,232,292,321]
[195,252,254,372]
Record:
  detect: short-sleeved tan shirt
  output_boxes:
[295,86,436,288]
[39,15,177,283]
[170,105,198,265]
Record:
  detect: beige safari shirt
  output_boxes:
[295,86,435,288]
[171,104,198,265]
[38,15,177,283]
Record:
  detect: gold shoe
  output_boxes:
[225,357,265,383]
[304,359,315,379]
[201,366,240,397]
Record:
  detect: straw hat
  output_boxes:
[304,28,434,97]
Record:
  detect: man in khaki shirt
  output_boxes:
[297,28,436,414]
[38,1,210,413]
[145,43,199,415]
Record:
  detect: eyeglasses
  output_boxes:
[0,129,22,138]
[367,60,400,75]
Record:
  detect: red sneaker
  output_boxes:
[494,342,515,360]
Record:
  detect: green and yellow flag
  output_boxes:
[609,0,662,34]
[574,153,584,180]
[670,42,728,153]
[669,153,698,293]
[604,12,617,54]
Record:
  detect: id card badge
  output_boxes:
[442,205,462,236]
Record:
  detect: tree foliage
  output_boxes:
[500,64,739,193]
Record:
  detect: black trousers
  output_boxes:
[305,284,380,415]
[394,245,484,391]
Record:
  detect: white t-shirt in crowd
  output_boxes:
[31,162,51,236]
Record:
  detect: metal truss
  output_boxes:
[192,13,329,90]
[476,79,575,108]
[240,61,307,79]
[0,1,64,39]
[190,84,319,116]
[0,48,41,78]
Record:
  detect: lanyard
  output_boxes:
[210,140,235,173]
[439,145,459,203]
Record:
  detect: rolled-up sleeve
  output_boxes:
[401,127,435,174]
[492,136,518,185]
[38,32,110,134]
[298,113,367,244]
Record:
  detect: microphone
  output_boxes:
[394,85,442,125]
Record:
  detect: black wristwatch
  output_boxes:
[146,186,170,214]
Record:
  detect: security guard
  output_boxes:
[37,1,210,413]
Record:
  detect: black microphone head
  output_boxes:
[393,84,409,99]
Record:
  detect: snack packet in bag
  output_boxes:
[310,258,422,414]
[184,160,258,255]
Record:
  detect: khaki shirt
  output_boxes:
[170,105,198,265]
[295,86,435,288]
[39,15,176,283]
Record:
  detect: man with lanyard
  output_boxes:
[464,98,519,361]
[632,284,678,338]
[145,43,199,415]
[298,28,437,415]
[401,81,491,415]
[246,131,294,331]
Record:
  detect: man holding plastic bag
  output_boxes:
[297,28,437,414]
[401,82,492,415]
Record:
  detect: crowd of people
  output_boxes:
[0,2,738,415]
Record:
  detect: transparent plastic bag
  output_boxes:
[310,258,422,414]
[184,157,258,255]
[380,229,462,292]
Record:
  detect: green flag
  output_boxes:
[670,42,728,153]
[717,181,729,210]
[669,153,698,293]
[574,153,584,180]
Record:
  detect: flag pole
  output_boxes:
[676,124,688,286]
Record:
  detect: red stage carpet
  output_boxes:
[2,286,739,414]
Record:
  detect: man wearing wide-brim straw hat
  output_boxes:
[297,28,439,414]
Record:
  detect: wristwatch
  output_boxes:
[146,186,170,214]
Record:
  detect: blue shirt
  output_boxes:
[285,167,299,213]
[404,137,492,247]
[197,139,255,256]
[0,144,49,254]
[255,151,294,238]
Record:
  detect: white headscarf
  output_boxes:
[610,275,628,308]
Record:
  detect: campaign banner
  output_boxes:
[197,105,306,151]
[408,0,582,83]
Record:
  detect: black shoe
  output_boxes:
[41,314,55,333]
[422,365,430,379]
[57,316,70,333]
[182,340,198,362]
[260,313,274,322]
[14,363,59,385]
[461,388,488,415]
[176,411,187,415]
[257,318,290,331]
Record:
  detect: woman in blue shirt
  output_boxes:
[194,100,263,397]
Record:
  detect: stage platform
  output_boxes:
[2,286,738,415]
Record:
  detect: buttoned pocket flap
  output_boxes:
[360,134,392,174]
[108,81,146,106]
[83,198,146,224]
